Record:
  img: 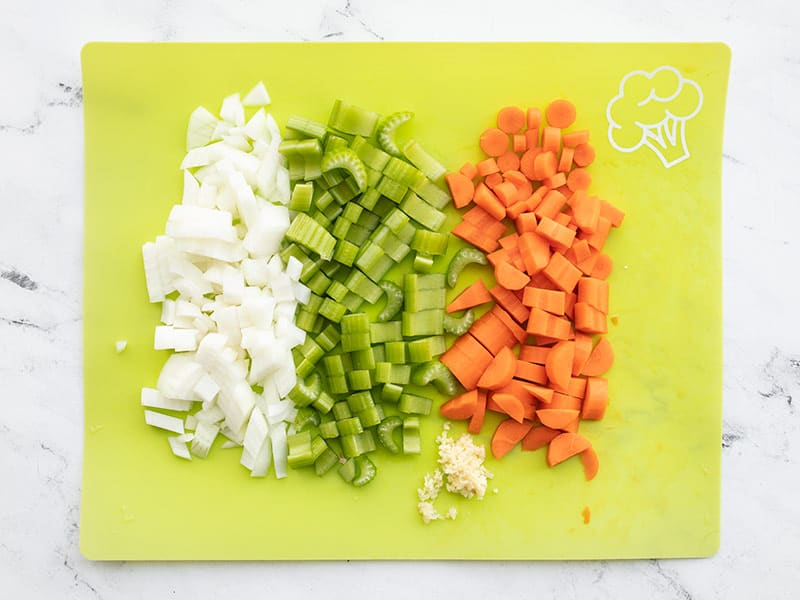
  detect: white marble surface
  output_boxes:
[1,0,798,597]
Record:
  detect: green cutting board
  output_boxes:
[80,42,729,560]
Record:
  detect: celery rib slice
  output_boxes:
[446,247,488,288]
[377,281,403,322]
[321,148,367,193]
[443,308,475,336]
[402,139,446,182]
[411,361,459,396]
[352,455,376,487]
[377,111,414,158]
[376,416,402,454]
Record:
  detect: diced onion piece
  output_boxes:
[186,106,218,151]
[145,409,185,434]
[220,93,245,126]
[270,421,288,479]
[168,436,192,460]
[190,422,219,458]
[141,387,193,412]
[115,340,127,353]
[242,81,271,107]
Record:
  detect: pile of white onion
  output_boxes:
[140,82,308,478]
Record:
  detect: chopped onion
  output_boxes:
[242,81,271,107]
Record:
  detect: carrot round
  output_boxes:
[445,172,475,209]
[480,127,510,157]
[545,99,577,129]
[567,167,591,192]
[580,446,599,480]
[545,340,574,392]
[562,130,589,148]
[497,151,521,173]
[548,392,582,411]
[521,425,560,451]
[536,408,580,430]
[581,377,608,420]
[477,346,516,390]
[524,128,540,150]
[519,148,541,180]
[573,143,595,167]
[493,181,518,207]
[492,392,526,423]
[491,418,535,459]
[476,157,500,177]
[572,332,593,376]
[542,126,561,154]
[484,172,503,189]
[497,106,526,134]
[447,279,492,313]
[439,389,479,420]
[581,337,614,376]
[494,261,530,291]
[468,389,488,434]
[512,134,527,153]
[526,107,542,129]
[546,432,591,467]
[558,146,574,173]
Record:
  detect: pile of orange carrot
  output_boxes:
[440,100,623,481]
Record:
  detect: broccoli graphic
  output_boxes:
[606,66,703,168]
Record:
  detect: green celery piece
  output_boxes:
[288,155,305,182]
[381,383,404,403]
[404,273,446,295]
[279,138,323,157]
[280,243,311,274]
[315,324,341,352]
[365,166,383,188]
[304,154,322,180]
[377,280,403,322]
[400,191,446,231]
[384,340,407,364]
[331,216,352,240]
[327,374,349,395]
[311,436,328,461]
[413,252,435,273]
[312,391,335,414]
[347,390,374,413]
[345,223,371,246]
[286,115,328,140]
[299,337,324,362]
[399,393,432,416]
[446,247,488,288]
[369,321,402,344]
[412,178,452,209]
[351,347,376,370]
[342,332,370,352]
[288,373,322,408]
[383,156,427,189]
[286,213,337,260]
[340,291,364,313]
[357,405,383,429]
[325,280,349,303]
[376,416,402,454]
[371,343,386,364]
[352,455,377,487]
[351,135,391,170]
[314,447,339,476]
[322,169,344,187]
[411,230,449,256]
[338,457,358,482]
[341,201,363,223]
[306,270,332,296]
[443,309,475,336]
[322,148,367,192]
[295,309,321,333]
[383,208,409,234]
[377,111,413,158]
[376,176,408,204]
[346,369,372,390]
[404,287,446,313]
[294,357,316,378]
[314,189,336,211]
[333,239,359,267]
[341,312,370,334]
[411,361,459,396]
[328,100,380,137]
[401,309,445,337]
[371,197,395,218]
[402,139,446,182]
[337,417,364,436]
[319,420,340,439]
[329,177,361,205]
[325,134,350,153]
[289,182,314,212]
[396,221,417,245]
[402,418,421,454]
[356,210,381,232]
[332,401,352,420]
[357,188,381,211]
[293,406,321,432]
[287,431,315,468]
[374,363,411,385]
[376,229,411,263]
[319,297,347,323]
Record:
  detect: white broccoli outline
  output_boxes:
[606,66,703,168]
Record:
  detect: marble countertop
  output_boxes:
[2,0,798,597]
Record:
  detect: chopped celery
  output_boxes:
[314,447,339,476]
[346,269,383,304]
[413,252,435,273]
[319,420,340,439]
[279,138,323,158]
[374,362,411,385]
[294,406,321,431]
[402,417,421,454]
[351,347,376,370]
[288,373,321,407]
[376,176,408,204]
[321,148,367,192]
[371,344,386,364]
[325,134,349,153]
[341,202,363,223]
[332,401,352,420]
[286,115,327,140]
[384,341,407,364]
[377,281,403,322]
[402,309,445,337]
[341,431,375,458]
[331,216,352,240]
[383,156,427,190]
[287,431,316,468]
[289,182,314,212]
[377,111,413,158]
[402,139,446,182]
[377,416,402,454]
[411,230,449,256]
[341,312,369,334]
[356,209,381,232]
[325,279,349,302]
[404,285,446,312]
[413,178,452,210]
[323,353,346,377]
[337,417,364,436]
[347,369,372,390]
[381,383,404,403]
[357,188,381,211]
[327,374,349,395]
[347,390,375,413]
[351,135,391,170]
[357,405,383,428]
[285,213,337,260]
[315,324,341,352]
[319,297,347,322]
[306,270,332,296]
[352,455,376,487]
[328,100,380,137]
[446,247,488,288]
[369,321,402,344]
[338,457,358,482]
[333,239,359,267]
[312,390,335,414]
[411,361,459,396]
[398,393,433,416]
[443,309,475,336]
[400,191,446,231]
[407,336,447,363]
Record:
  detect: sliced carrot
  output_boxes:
[522,286,566,315]
[519,148,541,179]
[477,346,516,390]
[503,169,527,188]
[445,172,475,209]
[515,212,538,234]
[470,311,518,356]
[451,220,499,253]
[564,291,577,320]
[476,157,500,177]
[518,232,551,275]
[568,376,587,398]
[524,128,540,150]
[526,107,542,129]
[545,99,577,129]
[526,308,572,340]
[572,193,601,233]
[575,247,600,275]
[572,238,592,263]
[484,172,503,189]
[492,393,526,423]
[493,181,518,207]
[521,425,560,451]
[574,302,607,334]
[439,389,479,420]
[473,182,506,221]
[545,340,574,392]
[600,200,625,227]
[488,285,530,323]
[592,253,613,279]
[581,337,614,376]
[480,127,510,157]
[573,143,595,167]
[548,392,582,410]
[495,261,530,291]
[459,162,477,180]
[533,151,557,180]
[561,415,580,433]
[468,389,488,434]
[497,152,521,173]
[446,279,492,313]
[547,432,591,467]
[580,446,599,480]
[514,360,547,385]
[512,134,527,153]
[491,419,535,459]
[536,408,580,430]
[542,251,583,292]
[562,130,589,148]
[462,205,507,235]
[542,126,561,154]
[581,377,608,420]
[567,167,591,192]
[497,106,526,134]
[558,146,575,173]
[498,232,519,250]
[440,333,494,389]
[536,217,576,249]
[530,271,560,291]
[534,189,567,220]
[520,382,554,404]
[579,216,611,250]
[577,277,609,313]
[518,344,550,365]
[490,305,528,344]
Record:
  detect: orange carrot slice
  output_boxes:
[491,418,535,459]
[580,446,599,480]
[497,106,526,134]
[546,432,592,467]
[521,425,560,451]
[446,279,492,313]
[536,408,580,430]
[581,377,608,420]
[467,389,488,434]
[479,128,510,157]
[477,346,516,390]
[492,393,526,423]
[445,172,475,209]
[495,261,530,291]
[545,340,575,392]
[546,99,577,129]
[581,337,614,376]
[439,389,479,420]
